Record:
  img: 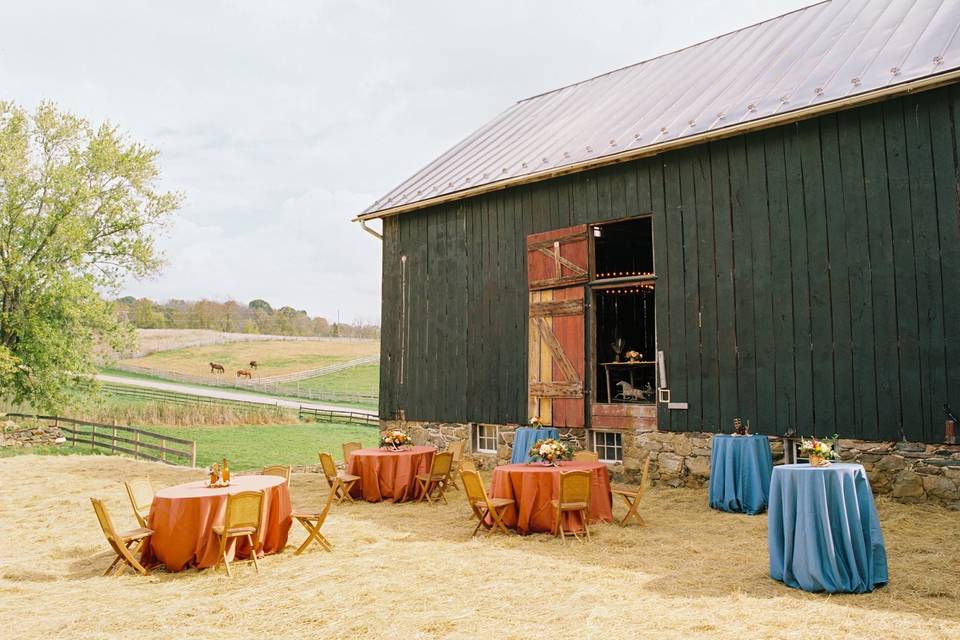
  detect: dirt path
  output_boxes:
[96,373,377,417]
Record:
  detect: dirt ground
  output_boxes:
[1,455,957,640]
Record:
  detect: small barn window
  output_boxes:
[472,424,498,453]
[592,430,623,463]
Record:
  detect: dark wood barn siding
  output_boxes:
[379,84,960,443]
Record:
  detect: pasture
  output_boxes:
[118,339,379,378]
[0,455,957,640]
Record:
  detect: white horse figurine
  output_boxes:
[616,380,654,402]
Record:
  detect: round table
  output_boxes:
[768,463,888,593]
[489,461,613,534]
[708,434,773,514]
[511,427,560,463]
[141,475,292,572]
[347,446,437,502]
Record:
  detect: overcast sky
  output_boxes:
[0,0,808,324]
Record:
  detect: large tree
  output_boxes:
[0,101,180,408]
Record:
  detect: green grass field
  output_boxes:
[0,422,380,470]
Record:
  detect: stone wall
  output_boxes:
[380,419,960,508]
[0,419,66,448]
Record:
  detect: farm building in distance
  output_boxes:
[357,0,960,500]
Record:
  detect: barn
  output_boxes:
[356,0,960,499]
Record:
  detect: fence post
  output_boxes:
[161,439,166,462]
[191,441,197,468]
[112,427,117,452]
[135,431,141,459]
[90,424,96,450]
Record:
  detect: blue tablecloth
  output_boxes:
[768,463,888,593]
[708,434,773,514]
[511,427,560,463]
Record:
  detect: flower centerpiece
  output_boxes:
[799,435,839,466]
[380,429,413,450]
[733,417,750,436]
[530,415,543,429]
[529,438,573,466]
[625,349,641,363]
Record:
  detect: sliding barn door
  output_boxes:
[527,224,589,428]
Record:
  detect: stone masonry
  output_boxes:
[380,419,960,509]
[0,419,67,448]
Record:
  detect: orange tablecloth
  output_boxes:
[489,461,613,534]
[141,475,292,572]
[347,446,437,502]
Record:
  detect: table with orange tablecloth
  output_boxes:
[489,461,613,534]
[347,446,437,502]
[140,475,292,572]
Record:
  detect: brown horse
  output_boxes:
[236,369,253,379]
[210,362,225,374]
[248,360,258,370]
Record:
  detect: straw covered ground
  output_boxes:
[1,456,958,640]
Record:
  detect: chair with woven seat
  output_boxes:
[573,450,599,462]
[90,498,153,576]
[213,490,264,577]
[319,451,359,504]
[342,441,362,462]
[460,468,514,536]
[291,479,338,555]
[417,451,454,504]
[446,441,465,490]
[123,477,155,529]
[459,458,477,473]
[551,470,593,542]
[610,456,651,527]
[262,465,291,483]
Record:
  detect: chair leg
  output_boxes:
[247,535,260,575]
[492,509,511,535]
[582,509,591,542]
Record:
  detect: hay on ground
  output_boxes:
[0,455,957,640]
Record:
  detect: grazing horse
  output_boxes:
[248,360,258,370]
[236,369,253,379]
[210,362,225,374]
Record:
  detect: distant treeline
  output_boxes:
[114,297,380,338]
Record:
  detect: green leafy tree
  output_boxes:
[0,101,180,408]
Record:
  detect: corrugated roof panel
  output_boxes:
[361,0,960,219]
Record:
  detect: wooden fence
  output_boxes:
[101,382,286,415]
[298,405,380,427]
[5,414,196,467]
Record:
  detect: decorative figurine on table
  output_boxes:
[207,460,231,487]
[611,338,625,363]
[625,350,641,363]
[799,435,839,466]
[530,416,543,430]
[733,418,750,436]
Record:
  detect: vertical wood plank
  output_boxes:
[664,155,688,430]
[728,137,757,426]
[679,150,702,430]
[695,148,720,431]
[711,140,739,432]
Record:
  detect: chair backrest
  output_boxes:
[318,452,338,479]
[460,469,491,508]
[262,465,291,483]
[124,478,154,518]
[315,478,339,526]
[430,451,454,477]
[225,491,264,531]
[459,458,477,473]
[558,470,593,505]
[638,456,651,497]
[573,450,599,462]
[446,440,465,463]
[90,497,118,542]
[342,441,362,461]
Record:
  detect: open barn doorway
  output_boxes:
[590,217,656,409]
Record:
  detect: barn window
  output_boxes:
[592,430,623,463]
[472,424,498,453]
[591,216,656,405]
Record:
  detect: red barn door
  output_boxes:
[527,224,589,428]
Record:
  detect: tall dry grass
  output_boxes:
[0,455,957,640]
[65,397,298,427]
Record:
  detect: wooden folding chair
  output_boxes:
[291,479,338,555]
[90,498,153,576]
[446,441,465,490]
[459,458,477,473]
[319,452,359,504]
[262,465,291,483]
[460,469,513,536]
[573,450,599,462]
[342,441,362,462]
[610,456,651,527]
[552,470,593,542]
[213,490,264,577]
[417,451,454,504]
[123,477,155,528]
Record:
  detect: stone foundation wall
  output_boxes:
[380,420,960,508]
[1,419,66,448]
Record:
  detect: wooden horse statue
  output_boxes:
[248,360,258,370]
[210,362,225,374]
[236,369,253,379]
[615,380,654,402]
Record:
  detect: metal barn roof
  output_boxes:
[359,0,960,220]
